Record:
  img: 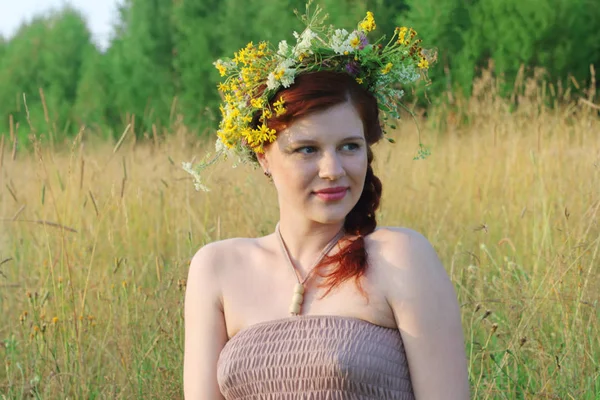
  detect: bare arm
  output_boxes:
[184,243,228,400]
[384,229,470,399]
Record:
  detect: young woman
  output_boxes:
[184,8,469,399]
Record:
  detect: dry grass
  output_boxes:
[1,70,599,399]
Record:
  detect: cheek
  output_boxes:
[275,161,314,193]
[349,153,368,179]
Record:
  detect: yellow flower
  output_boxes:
[350,36,361,49]
[260,124,277,142]
[356,77,364,84]
[273,98,285,108]
[275,105,287,116]
[418,57,429,69]
[381,62,393,75]
[397,27,408,45]
[274,68,285,80]
[52,317,59,324]
[359,11,376,32]
[251,98,264,108]
[273,98,287,116]
[216,64,227,77]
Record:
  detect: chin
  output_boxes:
[307,200,356,224]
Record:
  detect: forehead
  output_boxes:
[279,102,364,143]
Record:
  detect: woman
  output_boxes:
[184,7,469,400]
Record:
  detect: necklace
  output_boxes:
[275,222,345,316]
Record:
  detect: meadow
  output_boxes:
[1,70,599,399]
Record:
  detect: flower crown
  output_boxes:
[183,1,435,192]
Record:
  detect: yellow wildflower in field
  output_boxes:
[273,98,287,116]
[359,11,376,32]
[381,62,393,74]
[397,27,409,45]
[251,98,264,108]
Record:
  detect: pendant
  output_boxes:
[289,283,305,315]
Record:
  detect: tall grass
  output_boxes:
[1,69,599,399]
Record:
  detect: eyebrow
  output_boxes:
[288,136,366,145]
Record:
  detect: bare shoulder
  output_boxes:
[368,226,457,321]
[370,227,470,398]
[370,226,445,275]
[184,236,263,399]
[190,236,260,272]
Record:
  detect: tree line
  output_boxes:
[1,0,598,144]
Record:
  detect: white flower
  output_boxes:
[292,28,317,57]
[394,64,420,83]
[330,29,352,54]
[280,74,295,88]
[277,40,290,57]
[267,58,296,90]
[181,162,210,192]
[347,30,362,50]
[267,73,280,90]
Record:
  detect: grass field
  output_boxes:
[1,71,599,399]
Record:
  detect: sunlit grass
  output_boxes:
[1,70,599,399]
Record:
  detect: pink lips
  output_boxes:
[313,186,348,201]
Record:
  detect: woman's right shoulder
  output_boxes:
[189,236,267,274]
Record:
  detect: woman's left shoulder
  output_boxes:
[368,226,440,266]
[367,226,451,292]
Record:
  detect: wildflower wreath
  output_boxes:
[183,1,435,191]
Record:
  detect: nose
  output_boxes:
[318,149,346,180]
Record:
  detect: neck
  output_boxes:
[275,218,344,275]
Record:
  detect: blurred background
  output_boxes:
[0,0,598,143]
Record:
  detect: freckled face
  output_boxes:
[258,101,368,224]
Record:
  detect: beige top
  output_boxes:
[217,315,414,399]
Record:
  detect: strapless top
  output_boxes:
[217,315,414,399]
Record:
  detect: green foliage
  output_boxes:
[0,7,94,143]
[0,0,598,143]
[402,0,600,99]
[108,0,176,136]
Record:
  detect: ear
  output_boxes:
[256,151,270,174]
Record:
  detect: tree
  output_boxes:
[108,0,176,136]
[0,7,94,143]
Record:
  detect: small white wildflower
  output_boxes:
[347,30,361,50]
[293,28,317,57]
[215,137,227,153]
[330,29,352,54]
[394,64,420,83]
[280,74,295,88]
[266,73,280,90]
[181,162,210,192]
[267,59,296,90]
[277,40,290,57]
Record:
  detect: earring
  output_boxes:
[264,170,272,178]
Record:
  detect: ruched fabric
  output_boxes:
[217,315,414,399]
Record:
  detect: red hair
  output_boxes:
[261,71,384,299]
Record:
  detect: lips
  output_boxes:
[314,186,348,194]
[313,186,349,201]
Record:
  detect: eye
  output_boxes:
[341,142,361,151]
[295,146,317,154]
